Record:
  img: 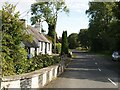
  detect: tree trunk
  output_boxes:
[48,24,55,39]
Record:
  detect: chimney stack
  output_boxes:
[35,19,41,33]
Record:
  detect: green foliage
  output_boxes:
[27,54,61,72]
[111,2,120,51]
[14,48,29,74]
[68,33,79,49]
[113,2,120,20]
[61,31,69,55]
[86,2,120,52]
[1,2,62,76]
[31,1,69,46]
[78,29,90,49]
[56,43,61,54]
[2,3,32,76]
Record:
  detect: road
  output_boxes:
[43,50,120,89]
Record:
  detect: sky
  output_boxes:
[0,0,91,37]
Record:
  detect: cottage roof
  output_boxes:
[28,26,51,43]
[23,39,39,48]
[23,25,52,48]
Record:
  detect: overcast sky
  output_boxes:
[0,0,91,37]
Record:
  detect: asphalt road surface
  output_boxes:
[43,50,120,89]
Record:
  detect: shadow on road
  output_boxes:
[59,51,120,84]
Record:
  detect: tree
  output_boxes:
[68,33,79,49]
[2,3,32,76]
[86,2,116,52]
[31,1,69,41]
[61,31,68,55]
[111,2,120,51]
[56,43,61,54]
[78,29,90,49]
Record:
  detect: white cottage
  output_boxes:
[23,23,52,57]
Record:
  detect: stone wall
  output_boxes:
[1,60,67,89]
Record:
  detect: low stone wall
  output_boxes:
[1,60,67,89]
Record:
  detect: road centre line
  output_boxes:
[95,62,97,65]
[108,78,117,86]
[98,68,101,71]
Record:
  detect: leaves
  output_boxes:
[31,1,69,40]
[2,3,32,76]
[68,33,79,49]
[86,2,120,52]
[61,31,69,55]
[27,54,61,72]
[78,29,90,49]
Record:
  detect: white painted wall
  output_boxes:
[30,48,35,56]
[1,61,66,89]
[31,76,39,88]
[29,42,52,56]
[41,42,45,54]
[47,43,52,55]
[38,42,42,54]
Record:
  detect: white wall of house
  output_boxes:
[37,41,45,55]
[38,42,42,54]
[38,42,52,55]
[42,42,46,54]
[50,43,52,55]
[30,48,35,56]
[29,42,52,56]
[47,43,52,55]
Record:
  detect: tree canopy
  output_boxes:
[31,1,69,39]
[78,29,90,49]
[68,33,79,49]
[85,2,120,52]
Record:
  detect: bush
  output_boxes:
[2,53,61,76]
[56,43,61,54]
[26,54,61,73]
[2,3,32,76]
[61,31,69,55]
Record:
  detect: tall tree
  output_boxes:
[86,2,116,51]
[111,2,120,51]
[61,31,68,55]
[31,1,69,40]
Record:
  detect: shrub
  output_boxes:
[56,43,61,54]
[27,54,61,72]
[61,31,69,55]
[2,53,61,76]
[2,3,32,76]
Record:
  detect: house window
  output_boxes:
[41,42,43,51]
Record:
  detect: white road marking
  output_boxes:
[98,68,101,71]
[108,78,117,86]
[95,62,97,65]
